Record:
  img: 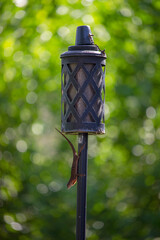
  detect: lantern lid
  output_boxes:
[75,25,94,45]
[60,25,106,59]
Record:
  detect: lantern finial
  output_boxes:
[75,25,94,45]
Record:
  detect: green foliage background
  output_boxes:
[0,0,160,239]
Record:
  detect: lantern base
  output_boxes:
[61,123,105,135]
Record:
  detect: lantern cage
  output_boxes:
[60,26,106,134]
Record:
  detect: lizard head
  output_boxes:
[67,179,77,189]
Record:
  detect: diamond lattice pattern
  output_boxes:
[93,98,102,117]
[75,67,87,86]
[67,83,77,102]
[93,69,102,88]
[84,84,95,102]
[74,97,86,117]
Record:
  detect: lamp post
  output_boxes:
[60,25,106,240]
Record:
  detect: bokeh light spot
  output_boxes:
[146,106,156,119]
[116,202,127,212]
[120,8,132,17]
[132,145,144,156]
[4,215,14,224]
[106,188,117,198]
[143,119,154,132]
[144,133,155,145]
[82,15,94,24]
[27,79,38,91]
[146,153,156,165]
[13,51,24,62]
[32,153,45,165]
[132,16,142,25]
[16,140,27,152]
[22,66,33,77]
[40,31,52,42]
[70,10,82,19]
[14,28,25,38]
[15,10,26,19]
[11,222,23,231]
[58,27,70,38]
[56,6,69,15]
[92,221,104,230]
[48,181,63,192]
[13,0,28,7]
[5,128,16,140]
[81,0,93,6]
[37,184,48,194]
[4,68,16,82]
[32,123,43,135]
[26,92,37,104]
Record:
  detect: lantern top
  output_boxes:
[60,25,106,59]
[75,25,94,45]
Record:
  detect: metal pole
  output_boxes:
[76,133,88,240]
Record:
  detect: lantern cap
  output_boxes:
[75,25,94,45]
[60,25,106,59]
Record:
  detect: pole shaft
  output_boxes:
[76,133,88,240]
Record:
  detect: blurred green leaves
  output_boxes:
[0,0,160,239]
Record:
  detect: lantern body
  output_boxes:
[60,29,106,134]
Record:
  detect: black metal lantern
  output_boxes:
[61,25,106,134]
[59,25,107,240]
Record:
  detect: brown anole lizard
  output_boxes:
[55,128,85,189]
[88,33,106,55]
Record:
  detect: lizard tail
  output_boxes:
[55,128,76,155]
[78,143,85,157]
